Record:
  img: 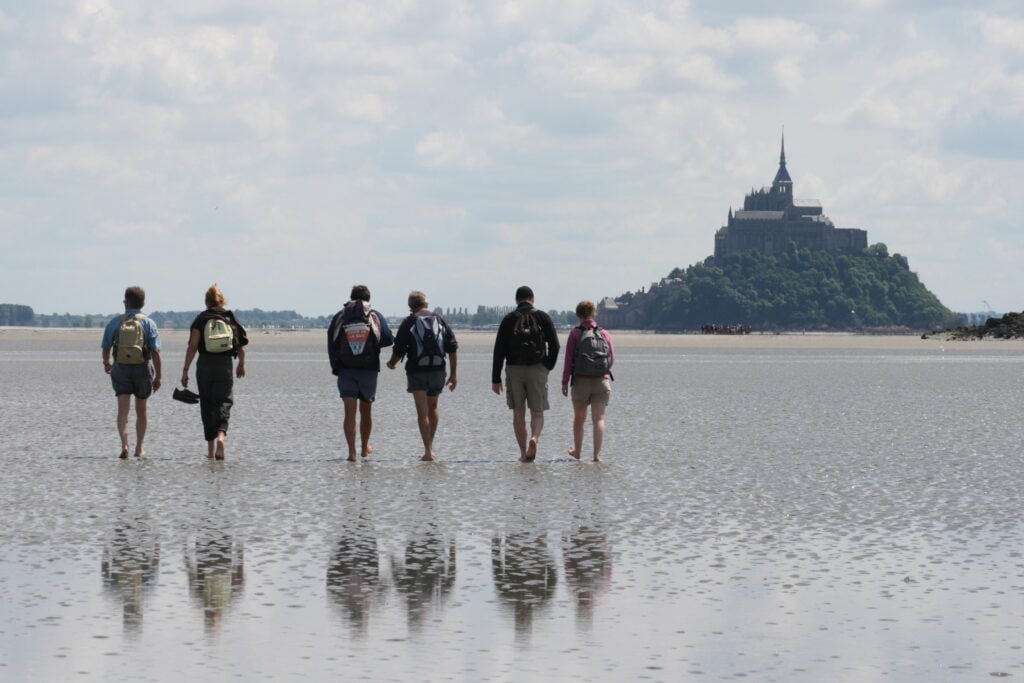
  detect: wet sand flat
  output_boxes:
[1,329,1023,681]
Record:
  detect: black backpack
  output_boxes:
[509,309,546,365]
[334,301,381,369]
[573,325,612,377]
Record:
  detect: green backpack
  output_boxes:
[203,316,235,354]
[114,314,148,365]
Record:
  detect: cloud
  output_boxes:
[772,58,803,91]
[415,130,490,170]
[977,14,1024,52]
[2,1,1024,315]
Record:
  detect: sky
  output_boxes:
[2,0,1022,318]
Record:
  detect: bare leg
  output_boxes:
[568,402,586,460]
[359,400,373,457]
[215,431,226,460]
[527,409,544,460]
[591,403,607,462]
[207,439,216,459]
[116,395,131,458]
[413,391,436,461]
[342,397,358,461]
[426,395,440,458]
[134,397,148,457]
[512,407,528,460]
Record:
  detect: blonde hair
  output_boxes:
[205,284,226,309]
[575,300,596,319]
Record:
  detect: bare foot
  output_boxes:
[362,444,374,458]
[567,447,581,460]
[215,437,225,461]
[347,454,357,462]
[119,446,129,460]
[593,454,602,463]
[134,449,146,458]
[523,437,537,462]
[420,452,435,462]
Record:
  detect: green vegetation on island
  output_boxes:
[606,244,957,332]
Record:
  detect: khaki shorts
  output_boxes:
[571,376,611,407]
[505,363,550,411]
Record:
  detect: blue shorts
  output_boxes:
[337,368,379,403]
[111,363,153,399]
[406,370,446,397]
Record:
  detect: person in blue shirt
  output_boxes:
[328,285,394,462]
[101,286,162,459]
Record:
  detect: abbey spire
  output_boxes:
[772,130,792,187]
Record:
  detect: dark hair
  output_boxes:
[350,285,371,302]
[408,290,428,310]
[575,300,596,319]
[515,285,534,303]
[124,286,145,309]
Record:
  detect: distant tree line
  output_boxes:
[0,304,580,329]
[612,243,960,331]
[433,305,578,327]
[0,306,333,329]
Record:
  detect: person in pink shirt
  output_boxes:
[561,300,615,462]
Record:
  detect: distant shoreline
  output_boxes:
[5,326,1024,351]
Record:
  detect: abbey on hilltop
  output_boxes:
[713,134,867,261]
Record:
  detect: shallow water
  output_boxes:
[2,331,1024,681]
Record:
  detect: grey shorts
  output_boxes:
[407,369,446,397]
[505,363,550,411]
[111,363,153,399]
[337,368,379,403]
[571,376,611,407]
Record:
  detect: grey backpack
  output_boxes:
[574,325,612,377]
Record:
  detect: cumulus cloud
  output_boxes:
[1,0,1023,314]
[415,130,490,170]
[977,14,1024,52]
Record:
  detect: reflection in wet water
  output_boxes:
[5,333,1024,680]
[562,526,612,629]
[101,513,160,638]
[184,531,244,635]
[392,532,456,633]
[492,533,557,642]
[326,517,384,638]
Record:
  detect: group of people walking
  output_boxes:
[101,284,614,462]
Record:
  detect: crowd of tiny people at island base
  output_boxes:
[701,323,752,335]
[101,284,614,463]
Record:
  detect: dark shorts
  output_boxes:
[406,369,446,397]
[337,368,379,403]
[110,363,153,399]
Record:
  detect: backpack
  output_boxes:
[411,314,446,367]
[574,325,612,377]
[114,314,148,365]
[509,309,546,365]
[203,316,236,354]
[334,301,381,369]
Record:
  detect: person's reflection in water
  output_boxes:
[391,532,456,633]
[102,515,160,638]
[184,531,244,635]
[491,532,558,642]
[562,526,613,629]
[326,520,385,638]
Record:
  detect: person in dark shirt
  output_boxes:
[491,285,560,462]
[387,291,458,461]
[180,284,248,460]
[327,285,394,462]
